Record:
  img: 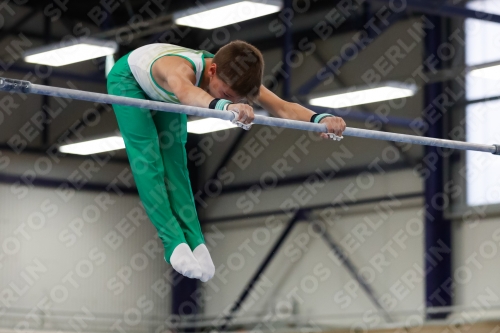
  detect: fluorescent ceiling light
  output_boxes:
[309,82,418,108]
[23,38,118,67]
[59,136,125,155]
[187,118,238,134]
[469,64,500,79]
[174,0,282,30]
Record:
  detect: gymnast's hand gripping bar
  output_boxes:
[1,77,499,155]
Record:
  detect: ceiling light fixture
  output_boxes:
[58,136,125,155]
[174,0,283,30]
[309,82,418,109]
[23,38,118,67]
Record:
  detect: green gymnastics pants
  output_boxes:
[106,52,205,263]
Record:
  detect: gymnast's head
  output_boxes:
[206,40,264,106]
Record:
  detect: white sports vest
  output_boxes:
[128,43,214,104]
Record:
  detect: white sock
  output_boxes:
[169,243,202,279]
[193,244,215,282]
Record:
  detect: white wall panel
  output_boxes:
[0,184,171,332]
[202,198,425,330]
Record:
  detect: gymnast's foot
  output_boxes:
[170,243,202,279]
[193,243,215,282]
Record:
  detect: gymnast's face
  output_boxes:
[207,64,242,103]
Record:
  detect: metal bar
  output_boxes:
[465,94,500,106]
[173,138,200,332]
[282,0,292,100]
[220,160,414,195]
[42,14,51,147]
[369,0,500,24]
[423,14,452,320]
[320,227,393,323]
[0,77,498,155]
[204,192,423,224]
[0,172,137,195]
[217,212,302,331]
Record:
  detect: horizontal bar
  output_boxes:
[1,77,499,155]
[0,172,138,195]
[219,161,413,195]
[203,192,423,224]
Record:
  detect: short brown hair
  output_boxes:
[212,40,264,105]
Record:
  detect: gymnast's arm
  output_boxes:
[152,57,254,124]
[255,85,315,121]
[152,56,213,108]
[256,85,346,137]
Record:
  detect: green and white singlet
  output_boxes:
[127,43,215,104]
[107,44,216,264]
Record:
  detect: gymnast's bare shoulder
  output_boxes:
[151,56,197,94]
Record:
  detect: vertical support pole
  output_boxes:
[42,15,51,147]
[282,0,292,100]
[423,15,452,319]
[171,138,200,332]
[171,273,198,332]
[363,1,374,39]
